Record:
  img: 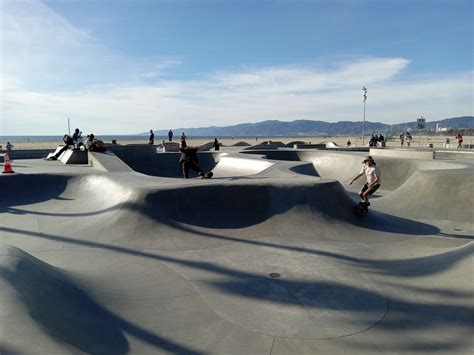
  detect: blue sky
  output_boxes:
[1,0,473,134]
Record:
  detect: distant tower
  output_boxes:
[361,86,368,146]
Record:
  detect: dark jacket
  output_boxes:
[179,147,199,164]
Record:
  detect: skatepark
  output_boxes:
[1,143,473,354]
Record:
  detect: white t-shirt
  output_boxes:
[360,165,381,185]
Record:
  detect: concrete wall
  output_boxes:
[370,148,434,160]
[434,150,474,159]
[1,149,51,161]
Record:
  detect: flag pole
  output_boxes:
[362,86,367,147]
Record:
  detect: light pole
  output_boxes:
[362,86,367,147]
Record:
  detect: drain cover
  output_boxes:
[269,272,281,278]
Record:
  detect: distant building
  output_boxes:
[436,124,449,132]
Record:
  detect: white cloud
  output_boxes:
[2,68,472,135]
[1,1,472,135]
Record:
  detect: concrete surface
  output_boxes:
[370,148,435,160]
[0,146,473,354]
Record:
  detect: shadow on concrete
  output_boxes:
[0,174,70,211]
[0,248,203,355]
[1,227,473,352]
[2,178,441,236]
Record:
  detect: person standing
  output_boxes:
[149,129,154,145]
[399,132,404,147]
[168,129,173,142]
[180,132,187,148]
[5,142,13,152]
[455,132,463,149]
[405,132,412,148]
[213,138,220,151]
[349,155,382,206]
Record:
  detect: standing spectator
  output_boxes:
[180,132,187,148]
[149,129,154,145]
[405,132,412,148]
[445,137,451,149]
[455,132,463,149]
[5,142,13,152]
[399,132,404,147]
[168,129,174,142]
[213,138,220,151]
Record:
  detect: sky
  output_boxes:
[1,0,473,135]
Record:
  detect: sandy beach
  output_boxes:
[2,134,472,151]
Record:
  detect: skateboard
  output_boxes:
[354,201,370,215]
[200,171,213,179]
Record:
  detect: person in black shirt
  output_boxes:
[179,146,205,178]
[48,134,74,160]
[149,129,154,145]
[213,138,220,151]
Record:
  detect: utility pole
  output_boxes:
[67,118,70,136]
[362,86,367,147]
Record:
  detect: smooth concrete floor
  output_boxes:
[0,148,473,355]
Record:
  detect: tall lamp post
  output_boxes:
[362,86,367,147]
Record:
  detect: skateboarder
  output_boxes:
[348,156,381,209]
[179,145,212,178]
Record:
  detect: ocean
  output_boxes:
[0,135,220,143]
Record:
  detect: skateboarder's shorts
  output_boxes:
[361,183,380,195]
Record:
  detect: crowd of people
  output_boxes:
[398,131,413,147]
[46,128,107,160]
[368,134,385,147]
[36,125,467,166]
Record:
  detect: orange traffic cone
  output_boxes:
[2,153,14,174]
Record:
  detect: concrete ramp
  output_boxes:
[107,145,221,177]
[211,155,274,177]
[89,151,134,172]
[376,169,474,222]
[1,150,473,354]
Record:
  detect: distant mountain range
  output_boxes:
[143,116,474,137]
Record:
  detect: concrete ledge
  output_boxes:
[370,148,434,159]
[434,150,474,159]
[1,149,51,161]
[59,150,88,164]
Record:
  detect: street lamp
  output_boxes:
[362,86,367,147]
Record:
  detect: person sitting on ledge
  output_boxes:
[72,128,82,147]
[87,134,107,152]
[47,134,74,160]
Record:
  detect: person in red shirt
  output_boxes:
[455,133,463,149]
